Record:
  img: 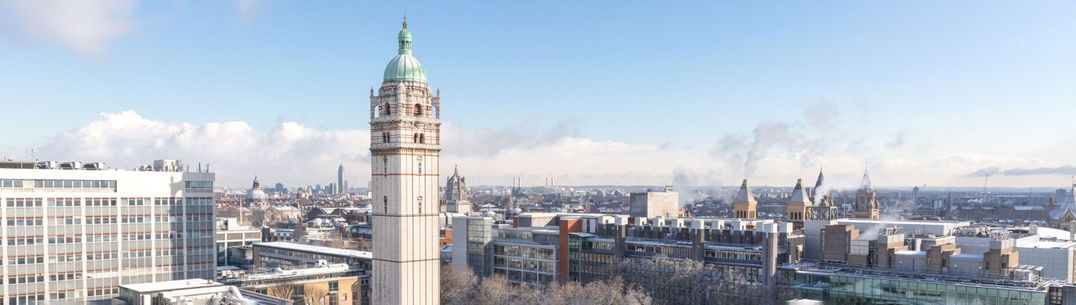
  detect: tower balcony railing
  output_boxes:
[370,142,441,151]
[370,114,441,124]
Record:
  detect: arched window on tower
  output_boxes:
[382,132,390,143]
[414,103,423,116]
[382,103,391,116]
[419,134,425,144]
[383,196,388,213]
[413,133,419,143]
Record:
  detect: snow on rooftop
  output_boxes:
[951,253,984,259]
[895,250,925,256]
[1034,227,1072,241]
[257,242,372,259]
[1022,240,1076,249]
[838,219,968,226]
[122,279,221,292]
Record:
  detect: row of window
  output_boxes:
[7,219,43,226]
[184,180,213,192]
[378,131,432,144]
[123,249,154,258]
[6,198,42,207]
[87,287,118,297]
[8,294,44,305]
[8,256,44,265]
[87,252,118,261]
[0,179,117,190]
[47,198,80,207]
[8,275,44,284]
[6,233,211,245]
[50,272,82,281]
[50,291,79,301]
[376,102,429,116]
[3,197,212,207]
[49,236,82,244]
[8,237,42,245]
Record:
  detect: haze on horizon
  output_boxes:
[1,1,1074,189]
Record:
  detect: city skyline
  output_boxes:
[3,1,1076,188]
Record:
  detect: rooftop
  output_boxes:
[121,279,222,293]
[838,218,969,226]
[256,242,372,259]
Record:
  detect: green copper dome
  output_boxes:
[383,18,426,82]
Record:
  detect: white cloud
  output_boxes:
[37,111,370,188]
[30,111,1076,189]
[0,0,137,55]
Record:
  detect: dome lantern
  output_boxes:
[383,17,426,82]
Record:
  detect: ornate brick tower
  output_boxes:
[786,178,812,229]
[733,179,758,219]
[853,170,880,219]
[370,18,442,305]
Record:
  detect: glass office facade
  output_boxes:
[780,268,1048,305]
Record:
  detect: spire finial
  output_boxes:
[402,15,408,30]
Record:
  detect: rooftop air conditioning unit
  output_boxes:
[36,161,59,169]
[60,162,83,170]
[84,162,107,170]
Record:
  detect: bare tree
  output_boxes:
[250,208,269,227]
[218,206,241,218]
[472,275,514,305]
[439,265,651,305]
[610,255,763,305]
[441,265,478,305]
[266,285,294,301]
[303,286,328,305]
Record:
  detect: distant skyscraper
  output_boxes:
[370,18,442,304]
[338,164,344,195]
[0,160,216,303]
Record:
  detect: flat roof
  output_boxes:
[1021,240,1076,249]
[838,219,969,226]
[256,242,372,259]
[951,253,984,259]
[122,279,222,292]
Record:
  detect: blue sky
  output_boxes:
[1,1,1075,188]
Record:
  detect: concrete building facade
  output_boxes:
[628,186,678,218]
[0,160,216,304]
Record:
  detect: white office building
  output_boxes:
[0,160,216,304]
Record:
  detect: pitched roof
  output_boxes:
[860,170,873,190]
[735,179,756,203]
[1050,183,1076,220]
[790,179,811,204]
